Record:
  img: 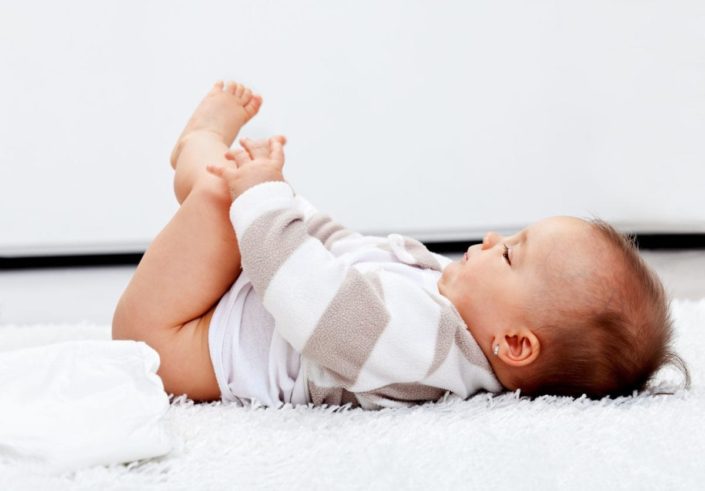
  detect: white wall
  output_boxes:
[1,0,704,255]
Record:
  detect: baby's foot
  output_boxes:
[170,80,262,168]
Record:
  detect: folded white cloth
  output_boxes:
[0,340,173,475]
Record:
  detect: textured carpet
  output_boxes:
[0,300,703,490]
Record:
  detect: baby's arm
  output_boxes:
[293,194,380,256]
[228,180,449,396]
[208,134,379,256]
[206,133,369,368]
[228,181,385,372]
[207,139,432,391]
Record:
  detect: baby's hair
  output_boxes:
[517,218,691,399]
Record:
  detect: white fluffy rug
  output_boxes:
[1,300,703,490]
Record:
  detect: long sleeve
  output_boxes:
[229,181,443,392]
[229,181,502,409]
[293,194,391,258]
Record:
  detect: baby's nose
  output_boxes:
[481,231,502,250]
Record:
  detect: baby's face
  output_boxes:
[437,216,601,348]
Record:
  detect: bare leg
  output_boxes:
[112,81,264,400]
[170,80,263,204]
[116,80,261,330]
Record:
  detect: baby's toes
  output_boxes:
[224,81,238,94]
[204,80,225,98]
[240,87,253,106]
[225,82,256,107]
[243,94,262,117]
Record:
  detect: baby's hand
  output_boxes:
[206,135,287,201]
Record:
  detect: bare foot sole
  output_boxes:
[170,80,263,169]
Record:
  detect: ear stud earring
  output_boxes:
[493,344,500,356]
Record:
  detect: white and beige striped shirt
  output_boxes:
[230,181,503,410]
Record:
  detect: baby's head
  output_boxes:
[438,216,690,399]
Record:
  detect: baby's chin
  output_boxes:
[436,262,459,297]
[441,256,463,273]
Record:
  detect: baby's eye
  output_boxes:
[502,244,511,265]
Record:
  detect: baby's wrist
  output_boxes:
[230,180,296,234]
[229,175,286,201]
[231,178,290,202]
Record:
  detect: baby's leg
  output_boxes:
[112,81,261,401]
[170,80,262,204]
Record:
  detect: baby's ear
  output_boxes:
[500,329,540,367]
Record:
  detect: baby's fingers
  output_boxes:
[270,135,287,146]
[206,164,227,178]
[270,138,285,167]
[224,148,250,167]
[240,137,270,160]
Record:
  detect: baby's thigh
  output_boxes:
[147,304,221,402]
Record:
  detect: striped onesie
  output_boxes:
[220,181,502,410]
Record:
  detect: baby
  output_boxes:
[113,80,690,409]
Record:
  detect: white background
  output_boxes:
[1,0,704,255]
